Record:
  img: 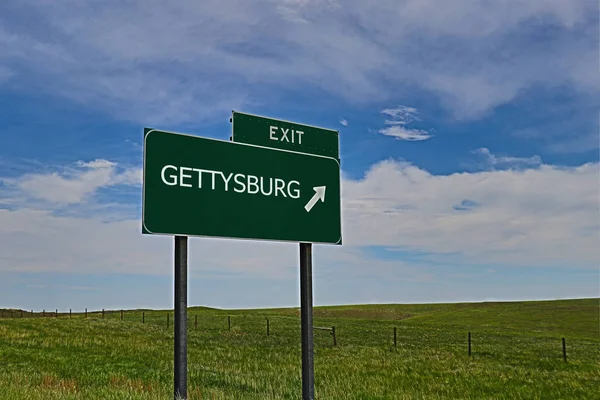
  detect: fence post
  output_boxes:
[55,309,58,317]
[562,338,567,363]
[194,315,197,330]
[70,309,72,319]
[102,309,105,319]
[394,327,397,347]
[143,312,145,324]
[468,332,471,356]
[121,310,123,321]
[228,316,231,331]
[43,309,45,317]
[85,308,87,318]
[267,318,270,336]
[332,326,337,346]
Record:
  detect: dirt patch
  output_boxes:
[40,375,78,392]
[109,375,158,392]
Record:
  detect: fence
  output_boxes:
[0,308,597,363]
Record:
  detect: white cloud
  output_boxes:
[340,119,348,126]
[0,0,596,123]
[76,160,115,169]
[0,154,597,278]
[381,106,420,123]
[1,159,141,205]
[473,147,543,169]
[378,126,432,141]
[378,105,433,141]
[342,159,599,268]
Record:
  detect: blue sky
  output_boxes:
[0,0,598,311]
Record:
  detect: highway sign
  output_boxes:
[231,111,339,159]
[142,128,342,245]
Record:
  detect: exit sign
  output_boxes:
[231,111,339,159]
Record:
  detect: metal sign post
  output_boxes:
[174,235,188,400]
[300,242,314,399]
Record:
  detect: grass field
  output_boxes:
[0,298,598,399]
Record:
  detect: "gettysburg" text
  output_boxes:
[160,165,301,198]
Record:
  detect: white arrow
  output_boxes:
[304,186,326,212]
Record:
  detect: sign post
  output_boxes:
[299,242,314,399]
[174,235,187,400]
[143,115,341,400]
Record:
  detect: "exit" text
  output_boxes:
[270,125,304,144]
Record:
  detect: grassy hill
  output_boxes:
[306,298,599,339]
[0,298,598,399]
[197,297,599,339]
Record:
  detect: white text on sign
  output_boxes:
[270,126,304,144]
[160,165,301,198]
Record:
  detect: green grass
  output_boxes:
[311,298,600,338]
[0,298,598,399]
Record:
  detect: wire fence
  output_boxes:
[1,308,598,364]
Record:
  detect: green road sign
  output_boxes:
[142,128,342,245]
[231,111,339,159]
